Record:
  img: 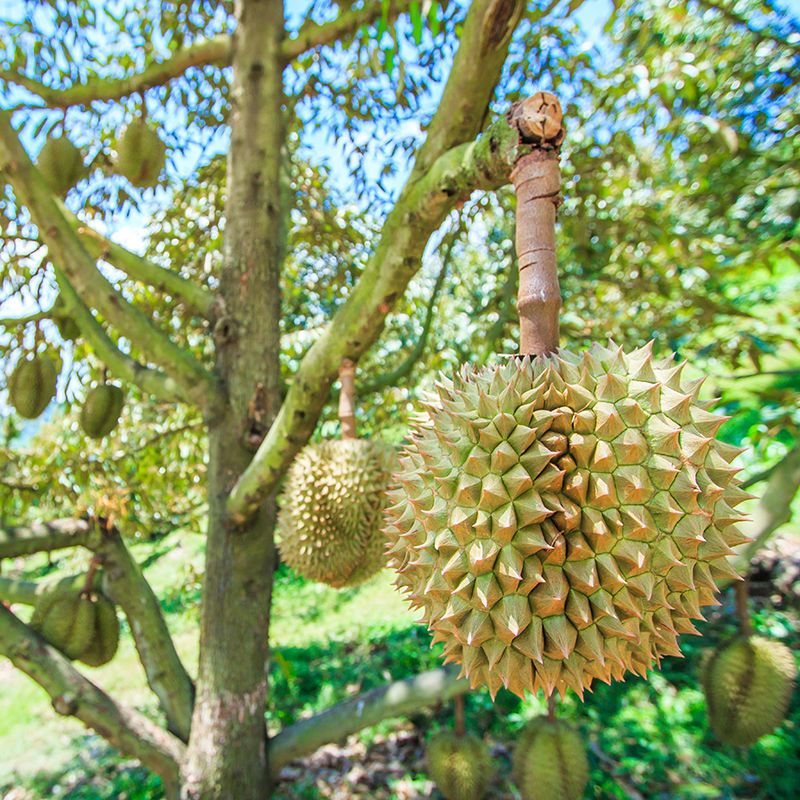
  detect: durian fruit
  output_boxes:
[703,635,796,746]
[385,342,751,698]
[37,136,86,196]
[116,120,166,188]
[8,354,58,419]
[30,583,119,667]
[426,730,492,800]
[513,717,588,800]
[277,438,396,588]
[80,383,125,438]
[56,315,81,341]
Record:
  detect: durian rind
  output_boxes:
[385,342,750,698]
[116,121,166,188]
[512,718,588,800]
[37,137,86,196]
[8,355,58,419]
[703,634,796,746]
[31,586,96,660]
[426,730,492,800]
[79,594,120,667]
[278,439,396,588]
[80,384,125,439]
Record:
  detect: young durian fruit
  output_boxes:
[51,294,80,341]
[8,353,58,419]
[30,578,120,667]
[37,136,86,196]
[426,730,492,800]
[384,92,750,700]
[116,120,166,188]
[513,717,588,800]
[277,438,396,588]
[703,635,797,746]
[80,383,125,439]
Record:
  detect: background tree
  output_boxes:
[0,1,798,799]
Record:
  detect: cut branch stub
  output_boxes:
[510,91,564,357]
[338,358,357,440]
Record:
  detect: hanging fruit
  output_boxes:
[116,118,166,188]
[276,359,396,588]
[8,353,58,419]
[37,135,87,196]
[384,92,751,699]
[80,382,125,439]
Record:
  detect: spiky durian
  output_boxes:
[80,384,125,439]
[277,439,395,588]
[426,730,492,800]
[385,342,751,698]
[513,718,588,800]
[31,583,119,666]
[116,120,166,188]
[8,354,58,419]
[37,136,86,196]
[703,635,796,746]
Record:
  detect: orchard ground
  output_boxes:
[1,528,797,800]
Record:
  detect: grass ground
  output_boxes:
[0,529,798,799]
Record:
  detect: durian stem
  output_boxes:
[734,579,753,636]
[82,555,101,595]
[454,692,466,736]
[338,358,357,439]
[510,92,564,357]
[547,692,557,721]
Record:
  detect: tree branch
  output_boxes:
[0,604,184,793]
[0,575,39,605]
[0,518,96,559]
[0,111,220,409]
[0,35,231,109]
[269,665,467,774]
[94,527,194,742]
[56,271,191,404]
[228,0,528,521]
[64,207,215,318]
[732,444,800,575]
[282,0,416,62]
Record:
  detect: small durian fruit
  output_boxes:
[384,343,751,699]
[426,730,492,800]
[513,718,588,800]
[80,383,125,438]
[51,295,80,341]
[703,635,797,746]
[78,593,120,667]
[116,120,166,188]
[30,585,96,660]
[277,438,395,588]
[37,136,86,196]
[8,353,58,419]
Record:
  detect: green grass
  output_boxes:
[1,531,798,799]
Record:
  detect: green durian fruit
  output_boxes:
[37,136,86,196]
[80,383,125,438]
[30,586,96,660]
[78,594,120,667]
[277,438,396,588]
[116,120,166,188]
[385,342,751,699]
[8,354,58,419]
[703,635,797,746]
[56,315,80,341]
[426,730,492,800]
[513,718,588,800]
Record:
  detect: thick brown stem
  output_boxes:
[734,580,752,637]
[338,359,357,440]
[510,92,564,357]
[454,693,466,736]
[547,692,557,721]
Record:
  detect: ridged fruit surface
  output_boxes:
[117,121,166,188]
[80,384,125,438]
[37,136,86,196]
[513,718,588,800]
[278,439,395,588]
[426,731,492,800]
[8,355,58,419]
[703,634,796,746]
[79,594,120,667]
[385,343,750,698]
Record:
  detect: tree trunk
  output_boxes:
[181,0,285,796]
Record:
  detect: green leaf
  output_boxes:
[410,1,423,45]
